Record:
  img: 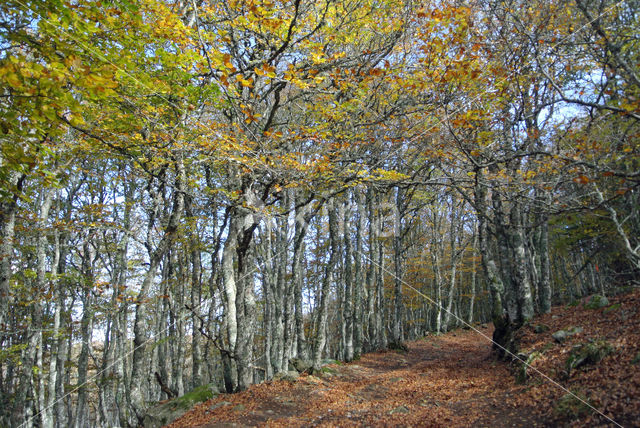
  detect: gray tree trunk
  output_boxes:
[0,172,23,347]
[45,228,62,428]
[221,187,260,391]
[73,236,95,428]
[474,174,505,323]
[509,203,535,324]
[468,225,478,325]
[353,188,365,358]
[187,197,204,388]
[130,161,185,423]
[312,200,338,371]
[34,189,54,428]
[443,200,464,332]
[292,196,314,359]
[235,247,256,391]
[391,188,405,345]
[372,191,387,349]
[221,214,240,392]
[100,173,133,427]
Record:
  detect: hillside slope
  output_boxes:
[168,289,640,427]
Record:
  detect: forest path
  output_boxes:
[169,326,545,427]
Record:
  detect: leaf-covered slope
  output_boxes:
[168,289,640,427]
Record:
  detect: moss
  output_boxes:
[492,316,521,360]
[143,384,219,428]
[533,324,550,333]
[583,295,609,310]
[632,352,640,365]
[388,341,409,353]
[541,342,554,352]
[554,390,592,419]
[565,340,613,377]
[172,384,217,410]
[516,351,541,384]
[603,303,622,314]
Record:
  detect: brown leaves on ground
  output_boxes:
[169,289,640,427]
[512,289,640,427]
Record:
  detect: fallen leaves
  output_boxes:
[169,289,640,427]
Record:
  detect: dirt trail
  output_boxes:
[169,326,545,427]
[169,290,640,427]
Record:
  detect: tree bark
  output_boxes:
[312,199,338,371]
[343,199,354,362]
[130,160,185,423]
[353,188,365,359]
[391,188,405,345]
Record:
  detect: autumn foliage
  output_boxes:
[0,0,638,427]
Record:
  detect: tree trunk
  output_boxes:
[74,285,93,428]
[0,172,23,341]
[468,225,478,325]
[45,228,62,428]
[374,192,387,349]
[341,201,356,361]
[221,214,240,392]
[537,219,552,314]
[235,247,256,391]
[187,197,204,388]
[130,161,185,423]
[33,189,54,428]
[73,236,95,428]
[280,193,295,370]
[292,196,314,359]
[100,172,133,427]
[221,190,260,392]
[443,200,461,333]
[312,200,338,371]
[353,188,365,359]
[391,188,404,345]
[509,203,535,324]
[474,174,508,356]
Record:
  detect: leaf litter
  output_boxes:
[169,289,640,427]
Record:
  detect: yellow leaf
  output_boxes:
[69,114,85,127]
[5,72,21,88]
[223,54,234,70]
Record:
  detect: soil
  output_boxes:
[168,289,640,427]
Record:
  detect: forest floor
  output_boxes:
[168,289,640,427]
